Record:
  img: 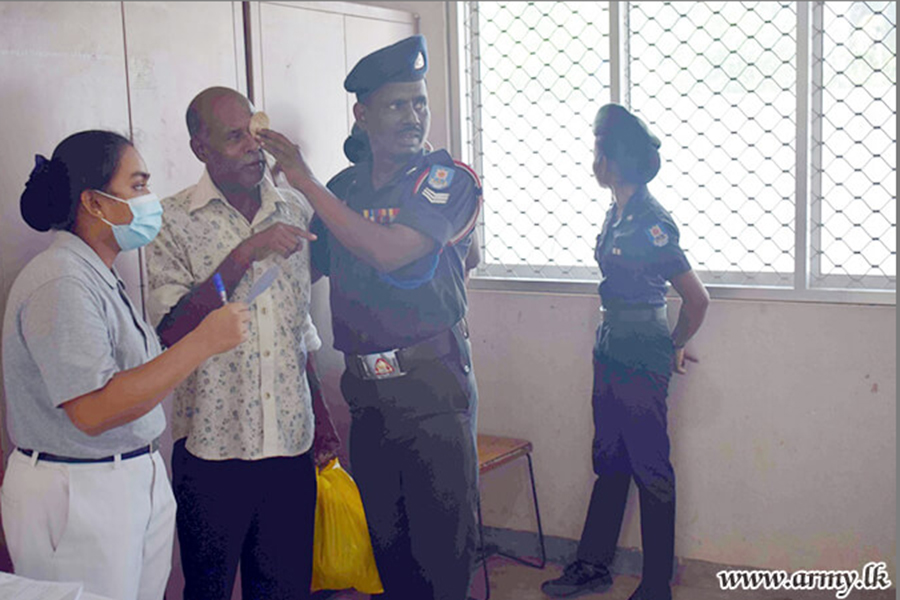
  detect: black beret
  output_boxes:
[593,104,660,149]
[594,104,662,184]
[344,35,428,102]
[594,104,660,148]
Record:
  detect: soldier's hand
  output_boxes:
[256,129,316,190]
[673,347,699,375]
[237,223,317,263]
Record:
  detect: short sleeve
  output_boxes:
[20,278,118,407]
[379,163,481,288]
[394,163,481,248]
[649,220,691,281]
[145,216,194,327]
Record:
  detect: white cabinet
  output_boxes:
[121,1,247,305]
[248,1,417,179]
[0,1,247,315]
[0,1,131,322]
[123,1,247,197]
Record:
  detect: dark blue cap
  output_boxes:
[594,104,662,184]
[344,35,428,102]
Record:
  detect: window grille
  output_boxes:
[811,1,896,290]
[460,1,896,297]
[630,1,797,286]
[463,1,610,280]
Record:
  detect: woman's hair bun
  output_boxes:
[344,123,371,164]
[20,154,71,232]
[19,130,132,233]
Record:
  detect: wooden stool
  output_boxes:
[473,434,546,600]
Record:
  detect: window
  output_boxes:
[458,1,896,301]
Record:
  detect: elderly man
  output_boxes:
[146,86,338,600]
[259,35,482,600]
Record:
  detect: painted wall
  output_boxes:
[355,0,897,576]
[469,291,896,574]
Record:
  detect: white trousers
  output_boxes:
[1,449,176,600]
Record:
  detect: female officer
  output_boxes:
[1,130,250,600]
[542,105,709,600]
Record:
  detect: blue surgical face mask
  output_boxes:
[94,190,164,251]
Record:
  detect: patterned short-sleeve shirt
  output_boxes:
[146,170,321,461]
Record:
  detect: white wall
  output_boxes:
[362,0,897,576]
[470,292,896,574]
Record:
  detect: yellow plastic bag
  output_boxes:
[311,459,384,594]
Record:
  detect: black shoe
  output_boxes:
[627,583,672,600]
[541,560,613,597]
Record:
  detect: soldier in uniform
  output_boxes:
[258,35,481,600]
[541,104,709,600]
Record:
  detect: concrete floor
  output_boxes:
[319,555,895,600]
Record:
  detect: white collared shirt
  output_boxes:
[146,170,321,460]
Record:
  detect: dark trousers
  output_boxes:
[576,358,676,589]
[340,344,478,600]
[172,439,317,600]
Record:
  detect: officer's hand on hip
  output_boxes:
[673,347,699,375]
[236,223,317,263]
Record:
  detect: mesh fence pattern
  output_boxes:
[813,1,896,289]
[462,1,895,292]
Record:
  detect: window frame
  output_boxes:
[448,0,896,306]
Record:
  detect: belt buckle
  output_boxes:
[360,350,406,380]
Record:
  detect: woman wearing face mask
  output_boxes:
[1,130,251,600]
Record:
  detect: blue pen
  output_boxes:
[213,273,227,305]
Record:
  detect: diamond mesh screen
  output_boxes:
[812,1,896,289]
[465,1,610,279]
[462,1,896,291]
[630,1,797,286]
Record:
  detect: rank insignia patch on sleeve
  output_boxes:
[648,224,669,247]
[422,188,450,204]
[426,165,455,190]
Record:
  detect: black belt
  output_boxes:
[344,320,467,380]
[18,439,160,464]
[601,305,667,322]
